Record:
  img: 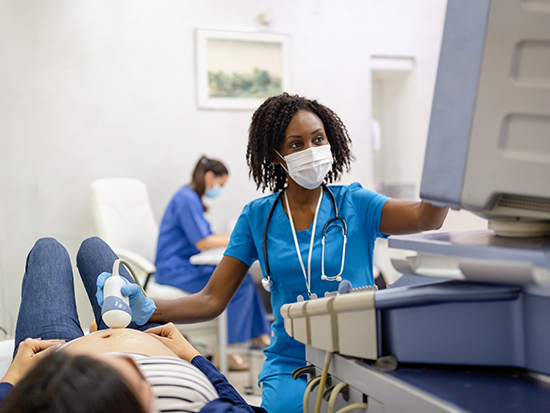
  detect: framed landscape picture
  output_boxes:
[195,28,291,110]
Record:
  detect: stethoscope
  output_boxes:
[261,184,348,295]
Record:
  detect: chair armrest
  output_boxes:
[113,248,156,274]
[145,279,190,300]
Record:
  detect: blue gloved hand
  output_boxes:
[96,272,157,326]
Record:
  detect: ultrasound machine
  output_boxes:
[281,1,550,411]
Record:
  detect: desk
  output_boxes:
[189,248,228,375]
[189,247,225,266]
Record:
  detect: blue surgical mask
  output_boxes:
[205,183,222,199]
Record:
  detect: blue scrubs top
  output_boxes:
[155,186,214,288]
[224,183,390,380]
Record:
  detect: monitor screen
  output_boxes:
[420,0,550,236]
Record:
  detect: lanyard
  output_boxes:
[284,189,323,299]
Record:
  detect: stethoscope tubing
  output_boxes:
[263,184,347,286]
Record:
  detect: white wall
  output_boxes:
[0,0,454,334]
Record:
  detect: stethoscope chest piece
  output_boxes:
[261,276,273,293]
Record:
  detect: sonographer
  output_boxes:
[98,93,449,413]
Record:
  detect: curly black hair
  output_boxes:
[246,92,354,192]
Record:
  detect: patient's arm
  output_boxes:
[1,339,63,386]
[150,255,249,324]
[192,356,267,413]
[145,323,200,362]
[146,323,267,413]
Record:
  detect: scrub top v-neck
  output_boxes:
[224,182,390,379]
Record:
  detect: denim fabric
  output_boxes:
[14,237,160,358]
[75,237,160,333]
[14,238,84,357]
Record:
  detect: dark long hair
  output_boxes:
[191,156,229,198]
[0,352,146,413]
[247,92,354,192]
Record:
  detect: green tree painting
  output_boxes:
[208,68,282,98]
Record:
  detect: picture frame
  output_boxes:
[195,28,291,110]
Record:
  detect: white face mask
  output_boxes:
[276,145,333,190]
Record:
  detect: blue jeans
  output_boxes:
[14,237,159,357]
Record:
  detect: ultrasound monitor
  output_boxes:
[420,0,550,236]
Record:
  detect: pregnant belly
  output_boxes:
[61,329,178,357]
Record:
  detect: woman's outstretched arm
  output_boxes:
[149,256,250,324]
[379,199,449,236]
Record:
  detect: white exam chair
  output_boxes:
[89,178,229,375]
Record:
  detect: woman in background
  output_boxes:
[154,156,271,370]
[97,95,448,412]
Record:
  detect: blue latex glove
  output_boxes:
[96,272,157,326]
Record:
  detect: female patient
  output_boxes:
[0,237,266,413]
